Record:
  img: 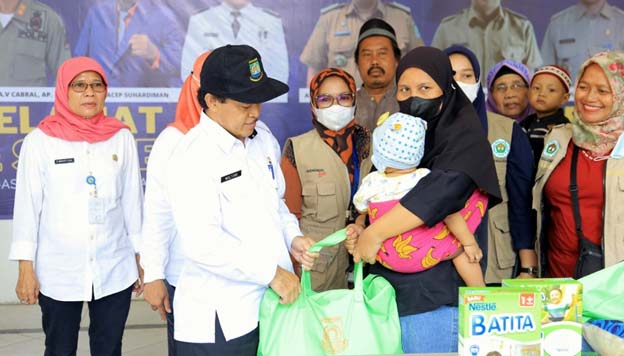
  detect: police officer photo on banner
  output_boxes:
[300,0,423,88]
[541,0,624,81]
[74,0,184,87]
[431,0,543,83]
[0,0,70,86]
[181,0,289,102]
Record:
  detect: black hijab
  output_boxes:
[396,46,500,201]
[442,45,488,131]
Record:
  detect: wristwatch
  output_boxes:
[518,266,538,276]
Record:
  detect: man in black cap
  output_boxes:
[165,44,316,355]
[354,18,404,132]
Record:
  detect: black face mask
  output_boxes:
[398,96,443,121]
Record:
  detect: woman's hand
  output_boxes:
[345,223,364,255]
[16,260,39,304]
[462,243,483,263]
[134,254,145,296]
[291,236,318,271]
[352,226,384,264]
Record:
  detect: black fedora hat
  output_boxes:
[199,44,288,104]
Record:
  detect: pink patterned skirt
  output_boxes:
[370,190,488,273]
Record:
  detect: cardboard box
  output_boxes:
[503,278,582,356]
[459,287,542,356]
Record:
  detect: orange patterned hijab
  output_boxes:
[309,68,358,182]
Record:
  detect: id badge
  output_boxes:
[88,197,105,224]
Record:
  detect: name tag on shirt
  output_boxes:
[54,158,75,164]
[221,170,242,183]
[88,197,105,224]
[559,38,575,44]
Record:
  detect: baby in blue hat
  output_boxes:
[351,112,486,286]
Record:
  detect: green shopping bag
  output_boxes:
[579,261,624,321]
[257,229,403,356]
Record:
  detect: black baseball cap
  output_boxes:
[198,44,288,104]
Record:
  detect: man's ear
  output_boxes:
[205,93,217,111]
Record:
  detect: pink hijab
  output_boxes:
[38,57,128,143]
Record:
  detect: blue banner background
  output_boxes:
[2,0,624,217]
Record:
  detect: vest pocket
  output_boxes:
[617,176,624,223]
[312,245,339,273]
[316,182,339,222]
[489,204,516,269]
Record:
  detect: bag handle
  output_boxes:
[569,146,585,242]
[302,229,364,299]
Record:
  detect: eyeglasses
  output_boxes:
[493,82,527,93]
[315,93,355,109]
[69,81,107,93]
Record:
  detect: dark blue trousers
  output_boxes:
[175,314,259,356]
[38,285,133,356]
[164,280,176,356]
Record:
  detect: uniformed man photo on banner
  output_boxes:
[181,0,289,87]
[0,0,70,86]
[541,0,624,81]
[300,0,423,87]
[74,0,184,87]
[431,0,543,83]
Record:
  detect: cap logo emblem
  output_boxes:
[248,58,263,82]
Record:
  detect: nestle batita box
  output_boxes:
[459,287,542,356]
[503,278,582,356]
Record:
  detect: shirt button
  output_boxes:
[90,258,94,262]
[90,235,95,240]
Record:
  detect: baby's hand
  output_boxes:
[463,243,483,263]
[345,223,364,255]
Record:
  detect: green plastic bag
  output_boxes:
[257,229,403,356]
[579,261,624,322]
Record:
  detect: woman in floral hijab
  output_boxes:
[533,51,624,282]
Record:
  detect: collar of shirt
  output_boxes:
[198,111,251,155]
[468,5,504,28]
[346,1,384,19]
[220,1,254,17]
[610,133,624,159]
[576,2,614,20]
[360,80,397,101]
[0,12,13,27]
[117,1,138,23]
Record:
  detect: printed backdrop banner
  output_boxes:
[1,0,624,218]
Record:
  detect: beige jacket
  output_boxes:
[533,124,624,276]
